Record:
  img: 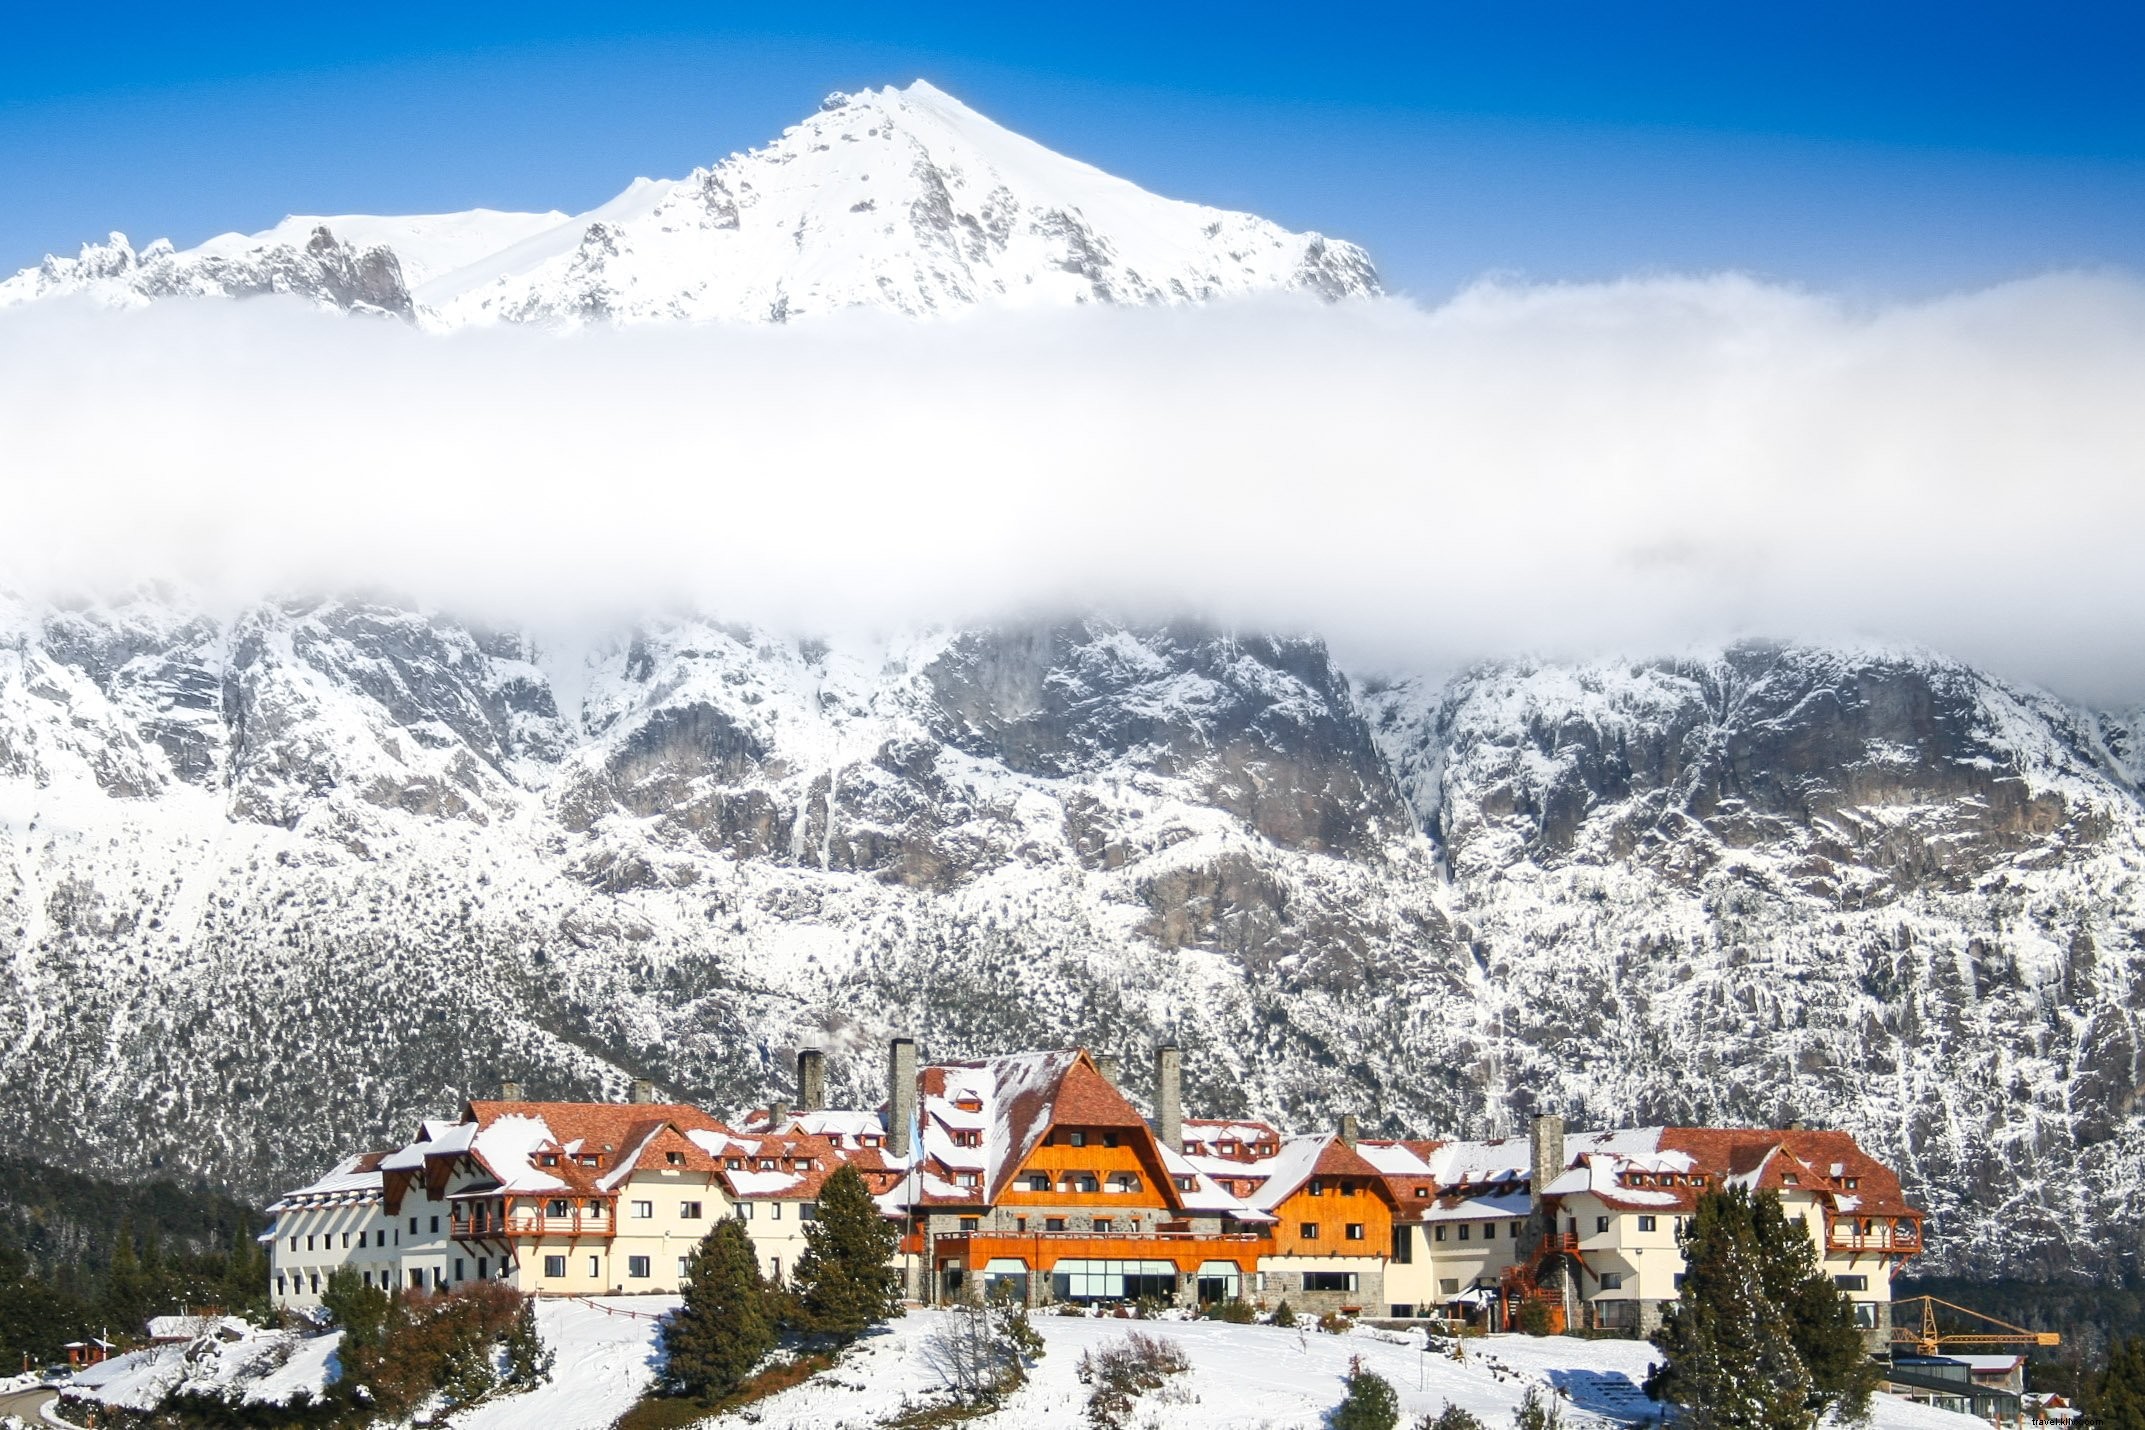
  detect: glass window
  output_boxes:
[430,1216,440,1234]
[1637,1216,1657,1232]
[801,1203,817,1223]
[1596,1217,1609,1233]
[1046,1217,1067,1232]
[1434,1226,1446,1242]
[544,1255,566,1278]
[588,1256,599,1278]
[680,1201,702,1219]
[548,1199,569,1218]
[1028,1174,1050,1192]
[628,1256,651,1279]
[1300,1222,1319,1239]
[1346,1224,1365,1240]
[631,1201,653,1219]
[1303,1272,1358,1292]
[1457,1225,1470,1241]
[1599,1271,1624,1291]
[1835,1274,1869,1292]
[771,1202,783,1220]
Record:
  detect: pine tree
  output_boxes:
[663,1219,776,1400]
[1649,1189,1816,1430]
[2094,1337,2145,1430]
[1749,1191,1878,1422]
[502,1294,554,1389]
[789,1164,901,1342]
[321,1267,391,1352]
[1333,1354,1401,1430]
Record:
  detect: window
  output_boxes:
[1303,1272,1358,1293]
[478,1258,488,1279]
[1637,1216,1657,1232]
[1015,1217,1028,1232]
[1046,1218,1067,1232]
[1834,1274,1869,1292]
[770,1258,782,1282]
[410,1269,424,1289]
[1596,1216,1609,1234]
[306,1234,315,1250]
[588,1201,604,1217]
[1457,1224,1471,1241]
[1110,1173,1141,1193]
[454,1258,465,1282]
[289,1237,297,1251]
[1391,1226,1412,1263]
[1067,1131,1086,1147]
[770,1203,784,1220]
[362,1272,372,1287]
[1309,1179,1324,1197]
[801,1203,817,1223]
[631,1200,653,1219]
[1176,1177,1196,1192]
[549,1199,571,1218]
[342,1231,351,1248]
[628,1256,651,1279]
[681,1200,703,1219]
[588,1256,600,1278]
[430,1216,440,1234]
[1072,1174,1099,1194]
[1599,1272,1624,1291]
[1484,1223,1498,1240]
[309,1273,320,1294]
[960,1216,979,1232]
[1782,1174,1798,1186]
[735,1202,755,1220]
[1843,1177,1859,1190]
[1434,1226,1446,1242]
[1027,1174,1050,1192]
[956,1173,980,1189]
[1094,1219,1113,1234]
[1415,1187,1428,1198]
[1852,1303,1880,1330]
[276,1274,287,1295]
[678,1257,689,1279]
[1343,1183,1360,1197]
[409,1217,418,1234]
[1300,1222,1319,1240]
[1439,1278,1459,1296]
[1345,1223,1365,1241]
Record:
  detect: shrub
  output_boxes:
[1333,1355,1401,1430]
[1415,1404,1487,1430]
[1515,1300,1555,1337]
[1202,1298,1256,1324]
[1513,1385,1565,1430]
[1076,1330,1189,1429]
[1271,1299,1297,1327]
[501,1293,553,1390]
[919,1290,1045,1406]
[1319,1309,1355,1334]
[337,1281,527,1418]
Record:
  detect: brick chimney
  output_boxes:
[887,1038,918,1159]
[1155,1045,1183,1153]
[630,1078,655,1105]
[797,1049,827,1111]
[1095,1054,1122,1088]
[1339,1113,1360,1148]
[770,1098,792,1129]
[499,1079,524,1101]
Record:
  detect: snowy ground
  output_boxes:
[49,1303,1989,1429]
[434,1305,1988,1430]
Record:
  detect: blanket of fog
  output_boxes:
[3,272,2142,703]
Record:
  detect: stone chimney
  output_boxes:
[797,1049,827,1112]
[888,1038,918,1159]
[1339,1113,1360,1148]
[630,1078,655,1105]
[1155,1045,1183,1153]
[1095,1054,1122,1088]
[1786,1118,1809,1132]
[770,1098,792,1129]
[1529,1112,1566,1218]
[499,1079,524,1102]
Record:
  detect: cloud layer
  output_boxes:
[4,273,2143,702]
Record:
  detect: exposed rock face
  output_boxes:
[0,603,2140,1285]
[0,228,413,316]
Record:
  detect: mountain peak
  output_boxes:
[3,83,1379,326]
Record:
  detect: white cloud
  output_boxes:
[3,273,2143,702]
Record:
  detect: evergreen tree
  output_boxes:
[1749,1191,1878,1422]
[663,1219,776,1400]
[2094,1337,2145,1430]
[321,1267,392,1353]
[789,1164,901,1342]
[1512,1385,1565,1430]
[502,1294,554,1389]
[101,1219,150,1334]
[1333,1354,1401,1430]
[1649,1189,1816,1430]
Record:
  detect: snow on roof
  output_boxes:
[1419,1191,1532,1222]
[1354,1141,1437,1176]
[268,1152,387,1209]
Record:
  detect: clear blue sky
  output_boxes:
[4,1,2142,299]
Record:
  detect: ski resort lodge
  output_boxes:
[266,1044,1922,1340]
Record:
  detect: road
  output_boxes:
[0,1387,56,1424]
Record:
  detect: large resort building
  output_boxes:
[267,1043,1922,1342]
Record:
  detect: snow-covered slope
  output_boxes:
[0,81,1378,325]
[2,600,2141,1286]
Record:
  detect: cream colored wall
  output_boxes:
[734,1197,816,1284]
[607,1172,726,1292]
[1382,1224,1440,1308]
[269,1201,408,1310]
[1420,1214,1526,1298]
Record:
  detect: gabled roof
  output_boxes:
[1240,1135,1393,1214]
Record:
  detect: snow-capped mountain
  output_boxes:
[0,82,1379,325]
[2,594,2141,1285]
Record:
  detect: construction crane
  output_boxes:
[1892,1295,2061,1357]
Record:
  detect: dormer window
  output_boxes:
[666,1152,685,1166]
[1309,1179,1324,1197]
[1843,1177,1859,1190]
[1066,1131,1087,1148]
[727,1158,742,1170]
[1782,1174,1799,1187]
[540,1154,559,1167]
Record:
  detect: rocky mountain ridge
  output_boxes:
[0,82,1379,325]
[1,592,2140,1284]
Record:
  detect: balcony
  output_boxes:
[931,1229,1272,1274]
